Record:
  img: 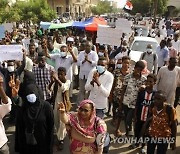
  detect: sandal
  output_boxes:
[57,140,64,151]
[128,144,138,150]
[115,130,123,137]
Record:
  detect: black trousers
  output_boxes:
[123,104,135,135]
[134,120,145,139]
[147,140,168,154]
[174,87,180,108]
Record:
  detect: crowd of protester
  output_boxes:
[0,17,180,154]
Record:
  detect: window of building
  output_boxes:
[56,7,62,15]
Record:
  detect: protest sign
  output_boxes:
[2,23,14,32]
[0,45,23,62]
[22,38,30,50]
[116,18,132,35]
[0,25,5,39]
[96,26,122,46]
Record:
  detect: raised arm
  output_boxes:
[17,52,26,75]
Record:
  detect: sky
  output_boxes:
[112,0,127,8]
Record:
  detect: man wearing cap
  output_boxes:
[67,37,79,98]
[77,41,99,103]
[140,44,158,74]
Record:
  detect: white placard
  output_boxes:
[0,25,5,39]
[22,38,30,50]
[0,45,23,62]
[96,26,122,46]
[116,18,132,35]
[2,23,14,32]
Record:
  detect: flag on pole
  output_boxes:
[124,1,133,10]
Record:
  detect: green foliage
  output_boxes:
[131,0,168,16]
[171,7,180,17]
[157,0,168,15]
[90,0,114,15]
[131,0,151,15]
[0,0,9,23]
[0,0,57,24]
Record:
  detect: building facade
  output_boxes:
[47,0,100,18]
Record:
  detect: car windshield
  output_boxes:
[135,27,148,36]
[131,41,158,52]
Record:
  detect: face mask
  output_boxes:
[61,52,67,57]
[96,65,106,74]
[7,66,15,72]
[26,94,37,103]
[116,64,122,69]
[147,48,152,54]
[98,52,104,57]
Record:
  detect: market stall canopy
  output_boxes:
[72,17,93,29]
[48,21,73,29]
[72,17,107,31]
[85,17,107,31]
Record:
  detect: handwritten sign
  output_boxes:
[116,18,132,35]
[96,26,122,46]
[0,25,5,39]
[22,38,30,50]
[2,23,14,32]
[0,45,23,62]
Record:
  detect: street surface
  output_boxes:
[4,89,180,154]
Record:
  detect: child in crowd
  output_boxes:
[145,90,177,154]
[130,74,157,153]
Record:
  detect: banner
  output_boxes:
[0,45,23,62]
[96,26,122,46]
[116,18,132,35]
[2,23,14,32]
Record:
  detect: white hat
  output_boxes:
[67,37,74,42]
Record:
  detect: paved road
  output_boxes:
[4,90,180,154]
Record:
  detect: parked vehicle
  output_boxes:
[129,36,159,63]
[134,25,149,36]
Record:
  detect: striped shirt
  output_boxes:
[136,90,155,121]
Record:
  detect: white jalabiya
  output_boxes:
[157,66,180,106]
[53,80,71,141]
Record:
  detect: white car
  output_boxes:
[129,36,159,63]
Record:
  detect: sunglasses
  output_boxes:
[79,107,90,113]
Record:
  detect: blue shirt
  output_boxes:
[156,46,169,67]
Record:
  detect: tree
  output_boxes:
[156,0,168,15]
[130,0,168,16]
[90,0,114,15]
[131,0,151,15]
[0,0,9,23]
[0,0,57,24]
[170,7,180,17]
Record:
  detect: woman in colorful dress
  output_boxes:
[59,99,107,154]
